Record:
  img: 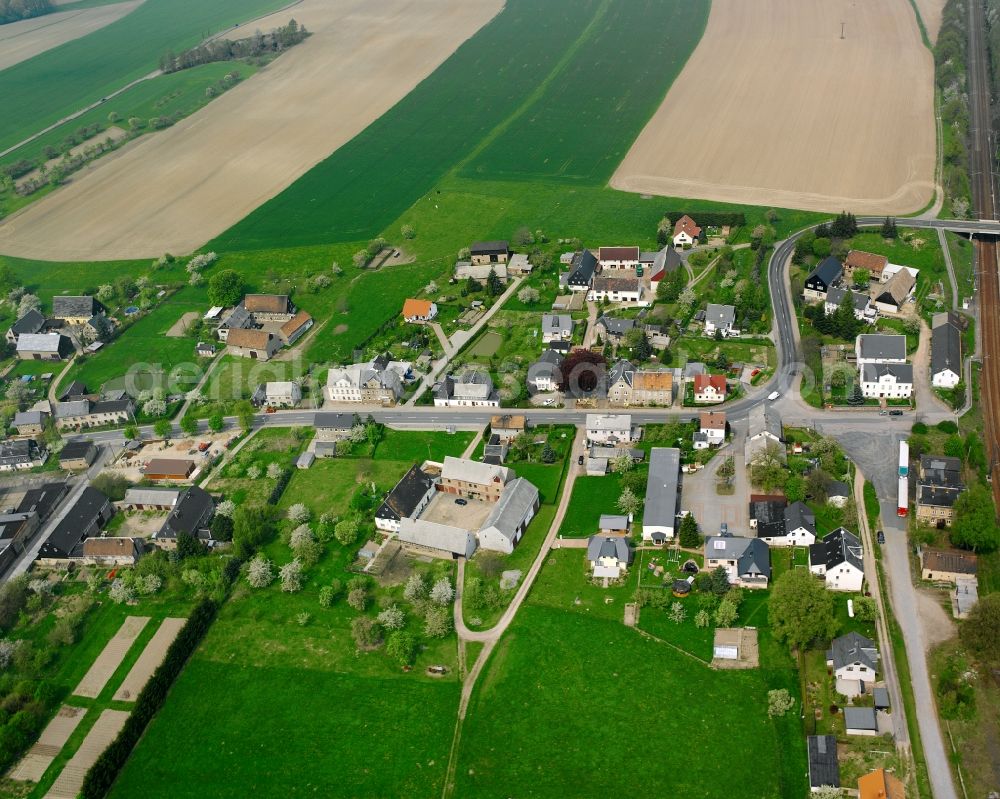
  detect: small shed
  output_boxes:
[844,706,878,737]
[142,458,195,481]
[358,540,380,560]
[713,628,742,660]
[873,686,890,711]
[296,452,315,470]
[672,579,691,597]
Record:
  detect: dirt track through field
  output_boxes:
[113,617,185,701]
[0,0,502,261]
[72,615,149,698]
[44,709,129,799]
[611,0,937,214]
[0,2,143,72]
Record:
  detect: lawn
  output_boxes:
[454,575,808,797]
[558,475,624,537]
[0,0,289,152]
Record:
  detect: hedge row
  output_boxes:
[80,600,217,799]
[267,468,292,505]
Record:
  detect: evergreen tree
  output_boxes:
[678,514,701,548]
[633,331,653,362]
[486,268,503,297]
[880,216,898,238]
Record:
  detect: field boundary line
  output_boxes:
[449,0,612,176]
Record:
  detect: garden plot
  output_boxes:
[113,617,186,701]
[612,0,936,214]
[72,615,149,698]
[8,705,86,783]
[44,709,130,799]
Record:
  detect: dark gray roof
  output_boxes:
[10,309,45,336]
[785,501,816,534]
[857,334,906,361]
[826,287,870,311]
[874,686,890,709]
[52,295,99,318]
[810,527,863,573]
[931,316,962,377]
[0,439,38,467]
[705,536,771,580]
[861,363,914,384]
[919,455,963,486]
[314,412,354,430]
[844,706,878,732]
[376,465,434,523]
[750,499,786,539]
[587,535,630,563]
[827,631,878,671]
[470,240,509,255]
[609,360,635,388]
[806,257,843,289]
[59,380,89,401]
[568,250,598,286]
[828,480,849,498]
[39,487,110,559]
[159,486,214,539]
[807,735,840,788]
[60,439,97,461]
[596,316,635,337]
[16,482,67,521]
[13,410,46,427]
[644,448,680,529]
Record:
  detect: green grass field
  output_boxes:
[454,554,808,798]
[0,0,289,152]
[558,475,624,537]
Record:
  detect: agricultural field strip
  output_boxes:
[612,0,937,214]
[112,617,186,701]
[0,0,505,260]
[8,705,86,783]
[0,1,144,72]
[72,615,150,698]
[43,709,130,799]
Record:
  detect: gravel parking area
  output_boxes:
[420,492,492,530]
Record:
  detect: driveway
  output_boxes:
[680,442,747,536]
[912,319,950,413]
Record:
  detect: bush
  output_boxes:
[911,422,928,434]
[80,601,217,799]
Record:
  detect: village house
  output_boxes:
[921,547,977,584]
[672,215,701,247]
[803,257,844,302]
[438,457,512,502]
[874,269,916,315]
[825,287,875,323]
[507,253,533,275]
[53,397,134,430]
[470,240,510,265]
[809,527,865,591]
[36,487,114,563]
[477,478,539,553]
[401,298,437,323]
[567,250,598,292]
[80,537,142,567]
[0,439,46,471]
[375,465,437,533]
[586,413,637,445]
[704,535,772,588]
[195,341,216,358]
[606,361,672,407]
[693,373,727,404]
[827,480,850,508]
[226,329,281,361]
[855,334,907,365]
[58,439,97,470]
[827,631,878,698]
[599,514,630,535]
[527,349,563,393]
[216,305,252,341]
[750,499,817,547]
[16,333,73,361]
[326,356,409,404]
[843,249,888,283]
[153,486,215,547]
[253,381,302,408]
[931,311,963,389]
[243,294,293,320]
[594,315,635,345]
[916,454,965,527]
[642,246,682,283]
[455,261,509,283]
[314,412,354,442]
[703,304,737,337]
[541,314,574,344]
[5,309,46,345]
[434,370,499,407]
[642,447,680,543]
[858,769,905,799]
[123,487,181,512]
[279,311,313,346]
[52,296,103,326]
[587,535,631,579]
[699,411,726,446]
[12,409,48,437]
[745,403,784,465]
[859,363,913,400]
[490,414,526,442]
[598,246,640,270]
[588,275,642,304]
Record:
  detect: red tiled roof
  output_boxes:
[694,374,726,394]
[674,215,702,238]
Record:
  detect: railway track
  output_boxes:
[967,0,1000,509]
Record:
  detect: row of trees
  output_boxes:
[159,20,308,73]
[0,0,51,24]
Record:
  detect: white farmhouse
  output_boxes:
[809,527,865,592]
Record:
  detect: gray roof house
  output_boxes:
[642,448,680,543]
[398,518,477,559]
[52,296,101,321]
[704,535,772,587]
[541,314,573,342]
[703,303,736,334]
[586,535,631,579]
[6,309,45,344]
[809,527,865,590]
[843,706,879,736]
[827,631,878,674]
[375,465,436,532]
[527,349,564,392]
[595,316,635,342]
[931,311,963,387]
[804,257,843,297]
[807,735,840,790]
[16,333,73,360]
[567,250,598,291]
[856,333,907,364]
[478,478,540,554]
[155,486,215,543]
[861,362,914,385]
[434,369,498,407]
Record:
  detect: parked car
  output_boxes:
[767,391,780,401]
[577,455,584,466]
[455,498,467,506]
[889,409,904,416]
[720,522,728,535]
[877,530,886,545]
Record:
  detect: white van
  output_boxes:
[767,391,780,401]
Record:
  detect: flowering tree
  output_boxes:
[280,559,303,593]
[287,503,310,524]
[246,555,274,588]
[377,604,405,631]
[403,574,426,603]
[267,462,283,480]
[423,606,452,638]
[109,578,136,604]
[215,499,236,518]
[430,578,455,605]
